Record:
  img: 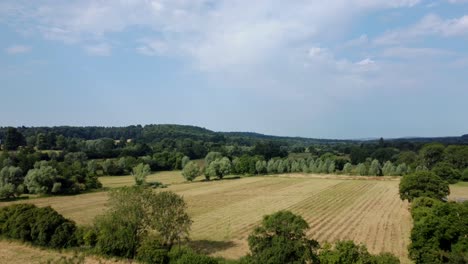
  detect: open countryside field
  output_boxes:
[2,172,467,263]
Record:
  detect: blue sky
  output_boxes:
[1,0,467,139]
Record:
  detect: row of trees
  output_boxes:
[0,152,101,199]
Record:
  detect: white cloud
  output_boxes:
[375,14,468,45]
[84,43,111,56]
[5,45,31,54]
[356,58,375,66]
[1,0,423,71]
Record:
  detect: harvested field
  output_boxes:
[99,170,191,188]
[449,182,468,202]
[0,173,415,263]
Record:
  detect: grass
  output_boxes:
[0,240,126,264]
[449,182,468,201]
[0,172,423,263]
[99,170,189,188]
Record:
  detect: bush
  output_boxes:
[0,204,77,249]
[168,246,218,264]
[136,235,169,264]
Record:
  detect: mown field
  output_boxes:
[1,172,467,263]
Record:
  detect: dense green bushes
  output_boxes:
[0,204,78,248]
[319,241,400,264]
[409,198,468,263]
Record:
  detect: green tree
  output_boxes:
[462,169,468,181]
[357,163,368,176]
[24,162,62,194]
[151,191,192,248]
[343,163,353,175]
[382,161,396,176]
[395,163,409,176]
[431,162,461,184]
[181,156,190,169]
[399,171,449,202]
[95,187,191,258]
[204,152,222,166]
[319,241,399,264]
[4,127,26,150]
[443,145,468,170]
[267,160,277,174]
[182,161,201,181]
[327,161,336,174]
[0,166,24,199]
[132,163,151,186]
[368,159,382,176]
[255,160,266,174]
[420,143,445,169]
[409,199,468,264]
[205,157,231,180]
[245,210,319,264]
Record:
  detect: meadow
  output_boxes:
[1,172,467,263]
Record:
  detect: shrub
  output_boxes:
[182,161,201,181]
[136,235,169,264]
[0,204,77,248]
[168,246,218,264]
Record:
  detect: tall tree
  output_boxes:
[132,163,151,186]
[246,210,319,264]
[3,128,26,150]
[399,171,450,202]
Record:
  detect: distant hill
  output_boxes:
[0,124,467,146]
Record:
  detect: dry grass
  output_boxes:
[0,172,421,263]
[0,240,128,264]
[449,182,468,201]
[99,170,190,188]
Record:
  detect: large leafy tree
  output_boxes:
[205,157,231,180]
[95,187,191,258]
[182,161,201,181]
[0,166,24,199]
[409,198,468,264]
[24,162,62,194]
[399,171,449,202]
[420,143,445,169]
[132,163,151,186]
[431,162,461,184]
[245,210,319,264]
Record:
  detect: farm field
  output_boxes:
[449,182,468,201]
[99,170,190,188]
[0,172,422,263]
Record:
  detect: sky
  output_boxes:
[1,0,468,139]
